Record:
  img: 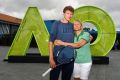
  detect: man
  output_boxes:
[49,6,74,80]
[55,20,93,80]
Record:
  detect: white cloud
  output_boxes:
[110,11,120,28]
[0,0,120,30]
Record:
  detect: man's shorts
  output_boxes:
[73,62,92,80]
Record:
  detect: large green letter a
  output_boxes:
[5,7,49,60]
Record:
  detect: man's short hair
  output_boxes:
[63,6,74,13]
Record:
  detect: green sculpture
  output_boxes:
[5,6,116,60]
[70,6,116,56]
[5,7,49,59]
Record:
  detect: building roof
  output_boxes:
[0,13,21,24]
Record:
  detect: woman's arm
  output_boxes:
[54,40,68,46]
[54,39,87,48]
[54,34,93,48]
[90,35,93,41]
[66,39,87,48]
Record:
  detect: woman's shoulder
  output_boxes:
[83,31,90,36]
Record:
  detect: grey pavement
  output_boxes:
[0,46,120,80]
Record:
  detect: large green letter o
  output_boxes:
[71,6,116,56]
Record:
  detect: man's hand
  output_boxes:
[49,57,56,69]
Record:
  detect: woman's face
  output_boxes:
[64,10,73,21]
[74,21,82,31]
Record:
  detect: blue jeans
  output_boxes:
[50,57,74,80]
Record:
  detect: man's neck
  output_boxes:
[61,18,69,23]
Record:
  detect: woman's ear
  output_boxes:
[81,26,83,30]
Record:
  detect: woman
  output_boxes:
[54,20,93,80]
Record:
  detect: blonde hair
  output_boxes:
[74,20,82,26]
[74,20,83,30]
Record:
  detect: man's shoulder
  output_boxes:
[82,31,90,37]
[52,21,61,28]
[69,22,73,25]
[53,20,60,24]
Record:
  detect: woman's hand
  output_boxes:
[54,40,68,46]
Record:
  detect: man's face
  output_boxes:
[74,21,82,31]
[64,10,73,21]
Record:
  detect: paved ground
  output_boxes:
[0,46,120,80]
